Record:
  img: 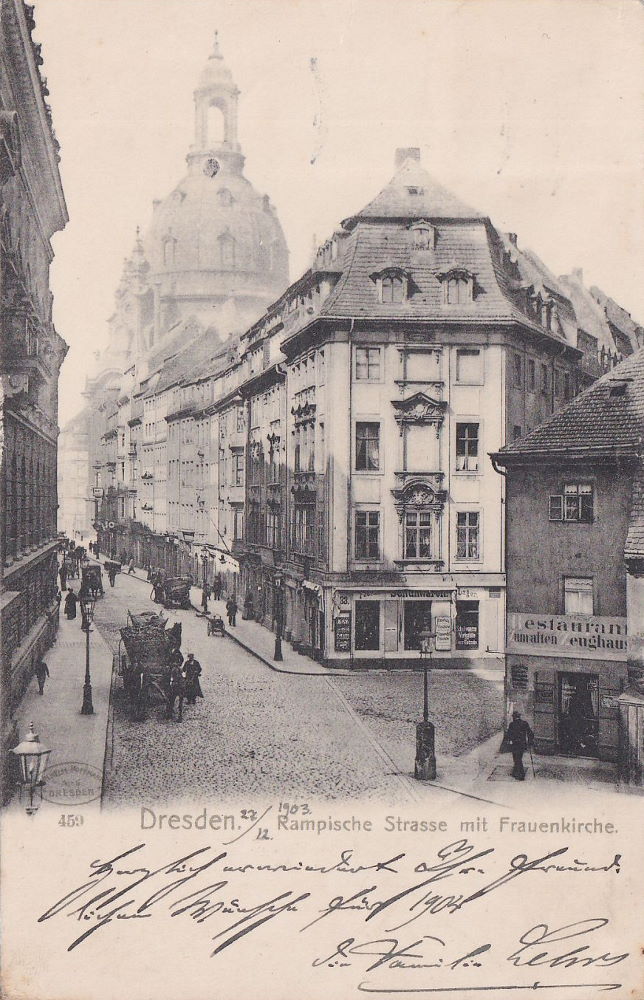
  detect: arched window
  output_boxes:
[207,103,226,146]
[446,277,471,304]
[218,232,236,268]
[381,275,404,303]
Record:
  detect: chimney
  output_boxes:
[395,147,421,169]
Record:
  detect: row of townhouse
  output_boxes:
[95,148,641,668]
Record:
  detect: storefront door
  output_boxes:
[404,600,432,651]
[558,672,599,757]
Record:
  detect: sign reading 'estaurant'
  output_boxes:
[506,612,629,661]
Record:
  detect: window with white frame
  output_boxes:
[564,577,594,614]
[456,511,480,559]
[444,276,472,304]
[456,348,483,384]
[456,422,479,472]
[381,275,405,304]
[355,347,381,381]
[404,510,433,559]
[355,422,380,471]
[549,483,594,523]
[355,510,380,560]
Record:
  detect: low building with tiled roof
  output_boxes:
[491,349,644,781]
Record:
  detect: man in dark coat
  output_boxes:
[505,711,534,780]
[35,659,50,695]
[183,653,203,705]
[59,563,67,590]
[226,596,238,627]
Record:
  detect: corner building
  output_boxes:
[236,147,639,667]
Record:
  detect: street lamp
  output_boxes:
[414,632,437,780]
[79,593,96,715]
[11,723,52,815]
[274,578,284,662]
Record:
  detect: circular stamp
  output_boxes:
[41,762,103,805]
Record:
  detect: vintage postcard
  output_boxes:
[1,0,644,998]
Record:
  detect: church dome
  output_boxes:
[143,35,289,338]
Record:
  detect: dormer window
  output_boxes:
[371,267,410,304]
[410,220,436,250]
[437,265,475,305]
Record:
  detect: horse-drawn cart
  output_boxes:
[154,575,192,610]
[81,563,104,598]
[118,611,183,720]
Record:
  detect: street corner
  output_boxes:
[41,761,103,806]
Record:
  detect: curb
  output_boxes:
[224,627,335,677]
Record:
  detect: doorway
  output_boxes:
[558,672,599,757]
[404,600,432,651]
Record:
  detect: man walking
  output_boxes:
[59,563,67,591]
[504,710,534,781]
[127,556,135,575]
[226,595,238,627]
[34,659,50,695]
[183,653,203,706]
[200,584,210,614]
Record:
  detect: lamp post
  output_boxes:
[414,632,437,780]
[79,593,96,715]
[11,723,51,814]
[274,578,284,662]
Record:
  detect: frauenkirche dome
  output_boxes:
[143,32,289,343]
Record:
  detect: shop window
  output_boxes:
[355,422,380,471]
[355,347,381,381]
[355,600,380,651]
[456,348,483,384]
[456,511,480,560]
[549,484,594,523]
[564,577,593,614]
[404,510,433,559]
[456,601,479,649]
[404,600,433,650]
[355,510,380,560]
[455,422,479,472]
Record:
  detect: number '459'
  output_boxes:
[58,814,84,827]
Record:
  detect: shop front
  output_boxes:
[506,611,629,761]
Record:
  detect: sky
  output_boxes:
[33,0,644,426]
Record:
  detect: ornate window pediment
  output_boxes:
[369,266,412,304]
[392,391,446,432]
[392,479,447,516]
[409,220,436,250]
[436,263,476,304]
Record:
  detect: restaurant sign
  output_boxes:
[507,613,629,662]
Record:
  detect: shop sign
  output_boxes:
[510,664,529,689]
[435,615,452,651]
[354,590,453,599]
[457,588,480,600]
[507,613,629,662]
[334,613,351,653]
[456,624,478,650]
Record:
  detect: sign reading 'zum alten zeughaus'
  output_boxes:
[506,613,629,662]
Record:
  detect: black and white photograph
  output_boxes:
[1,1,644,997]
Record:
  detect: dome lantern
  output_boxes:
[188,31,243,176]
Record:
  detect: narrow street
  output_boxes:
[94,569,504,806]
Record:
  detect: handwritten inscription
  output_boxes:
[36,836,629,994]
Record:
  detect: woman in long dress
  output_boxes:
[64,588,78,620]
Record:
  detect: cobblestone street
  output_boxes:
[95,571,503,806]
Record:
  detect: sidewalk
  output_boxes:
[7,611,114,814]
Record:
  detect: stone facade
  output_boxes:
[1,0,68,796]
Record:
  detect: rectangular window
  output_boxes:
[527,359,536,392]
[355,510,380,559]
[233,508,244,540]
[456,511,480,559]
[456,601,479,649]
[564,577,594,614]
[404,510,433,559]
[455,422,479,472]
[354,600,380,651]
[513,354,523,388]
[355,347,381,381]
[236,406,245,433]
[233,452,244,486]
[456,348,483,384]
[549,484,594,523]
[355,422,380,471]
